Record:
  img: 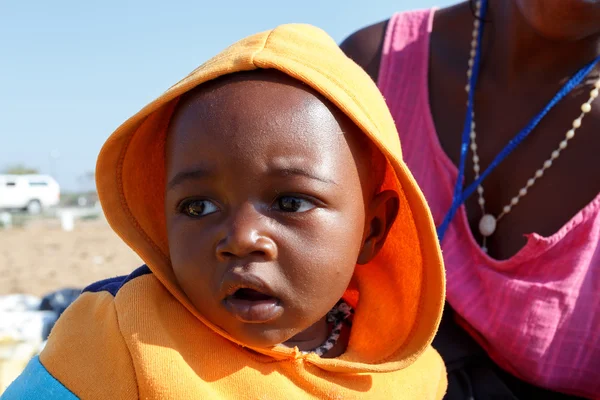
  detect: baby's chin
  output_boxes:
[223,323,302,350]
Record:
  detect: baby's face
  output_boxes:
[165,71,371,348]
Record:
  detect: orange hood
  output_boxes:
[95,23,445,373]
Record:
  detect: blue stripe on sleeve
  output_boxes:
[83,264,151,296]
[1,356,78,399]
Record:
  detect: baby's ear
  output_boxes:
[357,190,399,265]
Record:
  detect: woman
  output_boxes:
[341,1,600,399]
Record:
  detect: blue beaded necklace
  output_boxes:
[437,0,600,242]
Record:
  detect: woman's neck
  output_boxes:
[482,1,600,87]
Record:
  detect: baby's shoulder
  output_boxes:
[82,264,154,297]
[36,265,157,398]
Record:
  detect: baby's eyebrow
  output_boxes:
[167,166,337,190]
[167,168,212,191]
[269,167,337,185]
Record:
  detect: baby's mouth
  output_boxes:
[232,288,275,301]
[224,287,283,323]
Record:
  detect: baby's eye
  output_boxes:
[274,196,316,213]
[180,199,219,217]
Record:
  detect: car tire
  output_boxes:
[26,199,43,215]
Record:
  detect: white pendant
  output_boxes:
[479,214,497,237]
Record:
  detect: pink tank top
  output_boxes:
[379,9,600,398]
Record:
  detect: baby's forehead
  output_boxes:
[176,70,329,113]
[165,70,384,195]
[168,70,357,150]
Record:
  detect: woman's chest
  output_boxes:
[428,56,600,259]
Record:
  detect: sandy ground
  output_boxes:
[0,218,142,296]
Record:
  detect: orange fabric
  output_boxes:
[41,24,447,398]
[39,292,138,399]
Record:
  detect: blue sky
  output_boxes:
[0,0,454,191]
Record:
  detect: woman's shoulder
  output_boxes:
[340,20,389,83]
[340,9,437,83]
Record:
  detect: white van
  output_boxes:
[0,175,60,214]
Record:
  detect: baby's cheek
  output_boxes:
[295,210,363,271]
[285,236,357,303]
[168,227,213,291]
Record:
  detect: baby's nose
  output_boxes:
[215,205,277,261]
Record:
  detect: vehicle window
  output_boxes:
[29,181,48,186]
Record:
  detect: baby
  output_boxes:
[3,24,446,399]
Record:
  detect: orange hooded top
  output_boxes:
[3,24,446,400]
